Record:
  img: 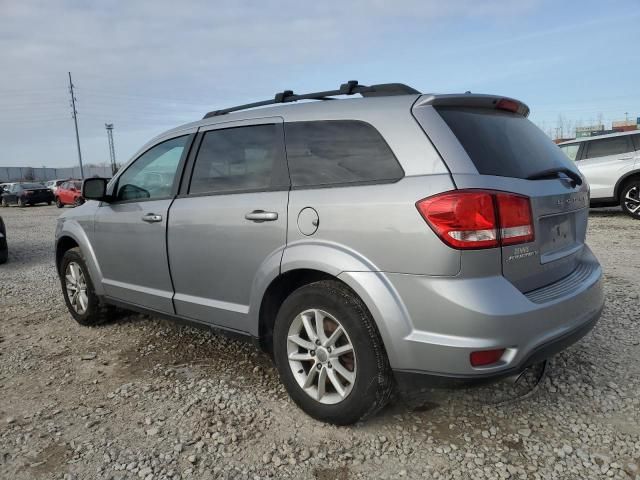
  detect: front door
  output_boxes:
[92,134,193,313]
[167,118,289,332]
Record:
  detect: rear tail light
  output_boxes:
[25,190,34,195]
[496,98,520,113]
[416,190,534,250]
[470,349,505,367]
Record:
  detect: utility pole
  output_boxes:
[105,123,117,175]
[68,72,84,179]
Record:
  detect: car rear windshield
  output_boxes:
[436,107,575,179]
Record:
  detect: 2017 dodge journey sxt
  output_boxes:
[55,81,604,425]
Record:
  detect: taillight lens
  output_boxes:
[496,193,534,245]
[416,190,534,250]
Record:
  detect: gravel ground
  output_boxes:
[0,205,638,480]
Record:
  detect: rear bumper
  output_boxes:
[381,245,604,383]
[394,307,600,393]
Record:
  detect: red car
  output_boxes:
[55,180,84,208]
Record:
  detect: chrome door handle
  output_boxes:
[142,213,163,223]
[245,210,278,222]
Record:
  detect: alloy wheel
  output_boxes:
[287,309,357,405]
[623,186,640,217]
[65,261,88,314]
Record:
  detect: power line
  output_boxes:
[68,72,85,179]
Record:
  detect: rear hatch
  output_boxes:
[413,96,589,292]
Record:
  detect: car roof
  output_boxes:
[559,129,639,145]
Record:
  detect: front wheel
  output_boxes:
[59,247,113,326]
[17,198,25,208]
[1,198,8,207]
[56,197,64,208]
[273,280,392,425]
[621,181,640,219]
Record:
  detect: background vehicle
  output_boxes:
[1,182,54,207]
[55,180,84,208]
[46,179,67,194]
[559,131,640,218]
[55,81,603,425]
[0,216,7,264]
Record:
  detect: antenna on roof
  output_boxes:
[203,81,420,119]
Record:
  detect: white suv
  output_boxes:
[559,131,640,218]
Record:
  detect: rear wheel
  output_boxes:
[620,181,640,219]
[17,198,25,208]
[1,198,8,207]
[273,280,392,425]
[59,247,113,326]
[56,197,64,208]
[74,197,84,207]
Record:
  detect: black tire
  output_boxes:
[1,198,8,207]
[273,280,392,425]
[17,197,25,208]
[47,201,52,206]
[620,180,640,219]
[0,218,7,264]
[55,197,64,208]
[74,197,84,207]
[59,247,113,326]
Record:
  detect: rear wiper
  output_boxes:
[527,167,582,186]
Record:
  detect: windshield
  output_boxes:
[21,183,44,189]
[436,107,578,179]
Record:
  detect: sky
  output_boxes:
[1,0,639,168]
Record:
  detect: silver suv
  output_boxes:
[55,81,604,425]
[559,131,640,218]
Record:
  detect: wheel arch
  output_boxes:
[55,223,105,295]
[253,241,412,368]
[614,169,640,200]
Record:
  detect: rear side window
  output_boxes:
[584,136,633,159]
[559,143,580,161]
[630,133,640,151]
[189,124,288,195]
[436,107,575,179]
[284,120,403,188]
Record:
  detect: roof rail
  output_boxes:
[203,80,420,118]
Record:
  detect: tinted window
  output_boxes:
[632,133,640,151]
[189,124,287,194]
[560,143,580,161]
[284,121,403,187]
[116,135,188,201]
[21,183,43,189]
[436,107,576,179]
[585,136,632,159]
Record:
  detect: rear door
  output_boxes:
[577,135,635,199]
[167,118,289,333]
[413,100,589,292]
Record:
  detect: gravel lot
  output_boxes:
[0,205,638,480]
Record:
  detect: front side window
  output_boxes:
[560,143,580,161]
[188,124,287,195]
[116,136,188,201]
[284,120,403,187]
[584,136,633,159]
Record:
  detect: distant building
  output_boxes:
[575,124,605,138]
[612,118,639,132]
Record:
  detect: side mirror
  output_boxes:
[82,178,109,201]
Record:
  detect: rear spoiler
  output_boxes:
[414,94,530,117]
